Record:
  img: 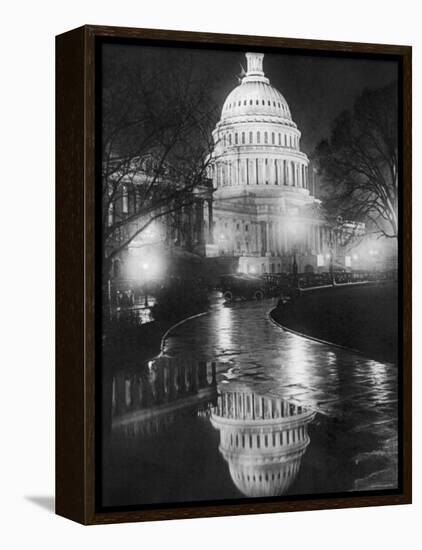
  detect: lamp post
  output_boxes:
[292,247,298,286]
[287,219,299,289]
[141,262,150,307]
[327,223,340,286]
[327,248,335,286]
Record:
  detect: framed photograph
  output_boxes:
[56,25,411,525]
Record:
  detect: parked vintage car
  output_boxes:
[218,274,266,302]
[218,273,296,302]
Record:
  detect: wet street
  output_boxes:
[102,297,398,508]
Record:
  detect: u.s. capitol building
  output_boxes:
[209,52,339,274]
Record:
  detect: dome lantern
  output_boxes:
[245,52,265,77]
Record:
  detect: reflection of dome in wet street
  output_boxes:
[210,385,315,497]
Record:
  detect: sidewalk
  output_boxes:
[271,281,398,363]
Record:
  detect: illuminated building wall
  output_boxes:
[210,52,340,274]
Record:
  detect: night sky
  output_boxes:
[103,42,398,158]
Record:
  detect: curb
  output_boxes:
[159,311,209,354]
[268,307,362,356]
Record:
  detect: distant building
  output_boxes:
[209,52,362,274]
[104,155,214,283]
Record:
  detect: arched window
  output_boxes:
[249,99,253,105]
[242,132,245,144]
[235,133,238,144]
[249,131,253,143]
[257,131,260,144]
[278,133,281,145]
[122,185,128,214]
[271,132,275,144]
[264,131,268,144]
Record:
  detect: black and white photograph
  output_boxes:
[99,41,401,509]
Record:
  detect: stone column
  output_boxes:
[208,200,214,244]
[195,200,204,245]
[261,159,266,185]
[276,221,281,255]
[266,222,271,255]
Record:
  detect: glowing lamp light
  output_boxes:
[353,254,358,261]
[286,219,299,235]
[250,266,256,274]
[325,253,331,259]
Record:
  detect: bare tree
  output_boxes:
[313,82,398,240]
[101,47,220,279]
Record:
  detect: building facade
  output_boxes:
[209,52,344,274]
[104,156,214,285]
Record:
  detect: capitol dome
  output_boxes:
[221,53,293,124]
[207,50,330,277]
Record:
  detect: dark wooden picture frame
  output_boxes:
[56,25,412,525]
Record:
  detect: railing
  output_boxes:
[263,270,397,292]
